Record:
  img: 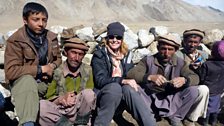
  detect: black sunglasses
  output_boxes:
[108,35,123,40]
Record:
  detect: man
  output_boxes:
[127,34,199,126]
[176,29,209,125]
[176,29,208,70]
[39,37,96,126]
[4,2,62,126]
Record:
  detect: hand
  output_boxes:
[171,77,186,88]
[148,75,167,86]
[122,79,139,91]
[57,92,76,107]
[41,64,54,77]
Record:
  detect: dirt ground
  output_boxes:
[109,111,224,126]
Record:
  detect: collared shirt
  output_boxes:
[63,61,80,78]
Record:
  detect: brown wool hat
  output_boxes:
[64,37,89,51]
[183,29,205,39]
[158,34,181,48]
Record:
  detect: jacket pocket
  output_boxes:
[24,48,36,59]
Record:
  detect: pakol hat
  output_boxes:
[64,37,89,51]
[158,34,181,48]
[183,29,205,39]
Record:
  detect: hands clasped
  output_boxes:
[148,75,186,88]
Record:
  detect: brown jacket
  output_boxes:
[4,26,62,83]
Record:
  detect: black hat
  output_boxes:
[107,22,125,37]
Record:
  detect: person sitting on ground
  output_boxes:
[175,29,209,125]
[127,34,200,126]
[4,2,62,126]
[199,40,224,126]
[91,22,156,126]
[39,37,96,126]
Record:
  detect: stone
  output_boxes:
[92,22,107,37]
[87,41,98,54]
[76,27,94,42]
[50,25,67,34]
[147,41,158,55]
[204,29,223,45]
[138,29,155,47]
[150,26,169,36]
[123,30,139,50]
[0,48,5,65]
[82,54,93,65]
[132,48,151,64]
[0,33,5,47]
[5,29,17,40]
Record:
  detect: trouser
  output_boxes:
[120,85,156,126]
[169,86,199,122]
[93,83,122,126]
[39,89,96,126]
[11,75,48,125]
[93,83,156,126]
[149,86,198,122]
[186,85,209,121]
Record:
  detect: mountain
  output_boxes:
[0,0,224,24]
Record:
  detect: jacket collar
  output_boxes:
[8,25,57,44]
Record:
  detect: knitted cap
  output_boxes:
[107,22,125,37]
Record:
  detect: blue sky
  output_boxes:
[182,0,224,11]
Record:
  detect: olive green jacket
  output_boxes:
[45,62,94,100]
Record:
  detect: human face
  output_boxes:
[107,35,123,51]
[66,48,85,68]
[23,12,47,34]
[158,43,176,63]
[184,36,201,53]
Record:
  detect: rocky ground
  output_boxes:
[110,111,224,126]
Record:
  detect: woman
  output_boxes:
[91,22,156,126]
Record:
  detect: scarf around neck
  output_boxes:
[26,26,48,65]
[106,45,124,77]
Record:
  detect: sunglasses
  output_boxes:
[108,35,123,40]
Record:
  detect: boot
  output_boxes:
[202,116,209,126]
[210,113,218,126]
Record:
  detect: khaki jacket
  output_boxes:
[4,26,62,83]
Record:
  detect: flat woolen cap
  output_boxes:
[212,40,224,60]
[158,34,181,48]
[183,29,205,39]
[64,37,89,51]
[107,22,125,37]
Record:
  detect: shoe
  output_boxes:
[183,119,195,126]
[210,113,218,126]
[170,119,183,126]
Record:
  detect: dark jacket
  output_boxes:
[199,59,224,95]
[91,45,133,89]
[4,26,62,83]
[127,53,199,94]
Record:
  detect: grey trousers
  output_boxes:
[93,83,156,126]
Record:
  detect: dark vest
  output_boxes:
[144,55,186,95]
